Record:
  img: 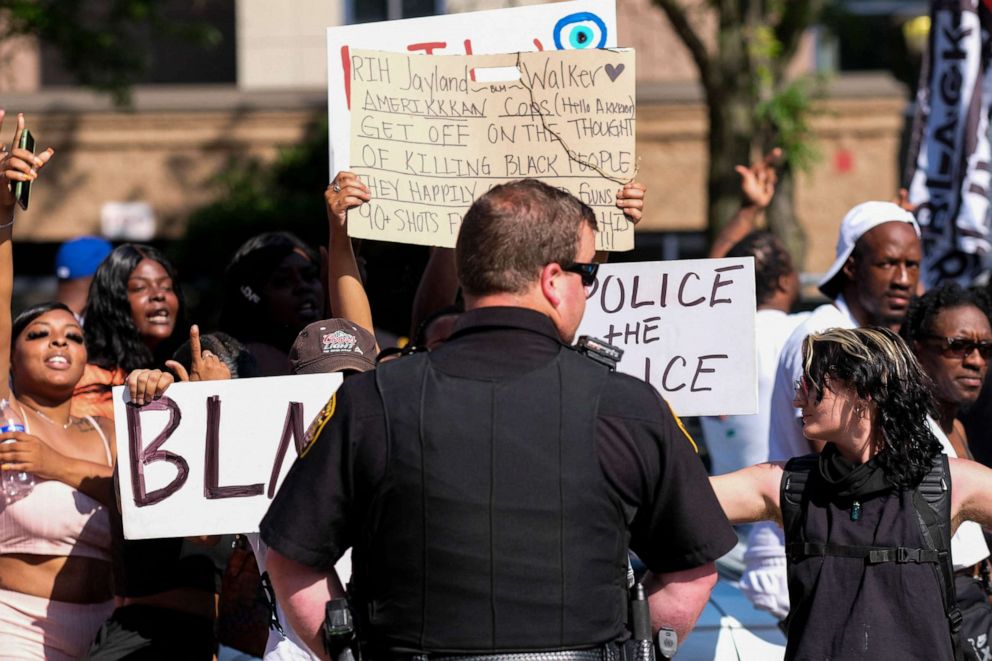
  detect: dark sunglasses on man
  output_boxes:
[923,335,992,359]
[562,261,599,287]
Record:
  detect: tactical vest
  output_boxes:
[354,347,629,655]
[780,454,961,660]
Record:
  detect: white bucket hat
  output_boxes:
[818,201,920,298]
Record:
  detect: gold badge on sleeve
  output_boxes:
[300,394,336,458]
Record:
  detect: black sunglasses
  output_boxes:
[923,335,992,359]
[562,261,599,286]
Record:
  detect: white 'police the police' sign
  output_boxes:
[576,257,757,417]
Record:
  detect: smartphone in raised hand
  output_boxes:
[12,129,34,211]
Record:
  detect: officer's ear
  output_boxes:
[540,262,565,308]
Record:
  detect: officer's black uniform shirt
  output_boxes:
[261,306,736,575]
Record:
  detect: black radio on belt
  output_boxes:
[575,336,624,371]
[323,598,360,661]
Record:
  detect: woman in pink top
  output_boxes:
[0,111,116,659]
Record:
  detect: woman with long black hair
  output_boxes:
[73,243,185,418]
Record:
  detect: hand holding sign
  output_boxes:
[615,181,645,223]
[326,171,372,229]
[126,369,174,407]
[114,373,342,539]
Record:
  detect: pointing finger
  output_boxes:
[165,360,191,382]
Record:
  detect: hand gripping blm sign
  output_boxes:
[113,373,342,539]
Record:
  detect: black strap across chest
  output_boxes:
[785,541,939,564]
[780,453,963,641]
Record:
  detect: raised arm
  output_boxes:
[0,111,54,404]
[325,172,375,340]
[950,457,992,531]
[0,112,14,405]
[709,148,781,259]
[708,462,784,525]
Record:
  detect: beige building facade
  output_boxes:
[0,0,911,274]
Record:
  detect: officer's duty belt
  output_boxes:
[410,644,620,661]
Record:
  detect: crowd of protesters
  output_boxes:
[6,90,992,661]
[0,110,645,660]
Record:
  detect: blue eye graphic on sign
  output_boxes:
[553,12,608,50]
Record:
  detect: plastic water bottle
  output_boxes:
[0,399,33,502]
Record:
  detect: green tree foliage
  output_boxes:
[0,0,220,104]
[652,0,828,265]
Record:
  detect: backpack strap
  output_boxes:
[780,454,819,559]
[781,452,963,658]
[912,455,963,644]
[785,541,939,564]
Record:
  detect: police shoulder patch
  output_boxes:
[301,393,336,458]
[665,400,698,453]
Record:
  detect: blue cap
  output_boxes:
[55,236,113,280]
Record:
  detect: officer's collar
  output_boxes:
[449,306,564,344]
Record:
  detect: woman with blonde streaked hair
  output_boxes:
[710,326,992,660]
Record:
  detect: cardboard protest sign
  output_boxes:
[326,0,617,174]
[113,373,342,540]
[348,47,636,251]
[575,258,757,416]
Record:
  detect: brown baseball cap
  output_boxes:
[290,319,377,375]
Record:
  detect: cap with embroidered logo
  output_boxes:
[290,318,377,375]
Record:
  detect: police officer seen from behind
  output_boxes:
[261,179,737,659]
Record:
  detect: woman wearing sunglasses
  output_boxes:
[709,326,992,660]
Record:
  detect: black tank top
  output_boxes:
[785,465,953,660]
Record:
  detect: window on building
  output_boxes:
[822,1,927,72]
[817,0,929,92]
[40,0,236,87]
[348,0,442,24]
